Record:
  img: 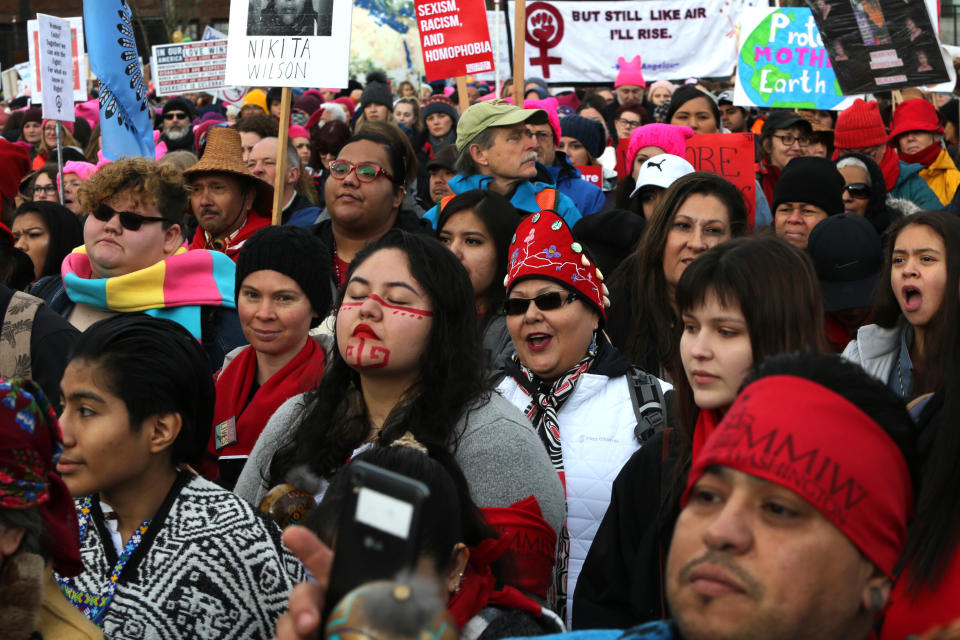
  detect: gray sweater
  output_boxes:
[234,391,567,538]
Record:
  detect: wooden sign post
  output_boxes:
[271,87,292,226]
[513,1,525,103]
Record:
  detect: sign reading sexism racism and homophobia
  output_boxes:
[27,16,87,104]
[415,0,495,81]
[506,0,742,82]
[734,8,859,110]
[225,0,353,87]
[803,0,951,93]
[152,40,228,97]
[685,133,757,229]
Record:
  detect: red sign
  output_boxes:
[576,165,602,187]
[416,0,496,81]
[684,132,757,229]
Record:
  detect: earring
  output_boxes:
[454,571,464,594]
[869,586,884,612]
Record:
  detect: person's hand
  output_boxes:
[274,526,333,640]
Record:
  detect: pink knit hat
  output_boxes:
[75,99,100,128]
[615,56,646,88]
[646,80,677,98]
[41,119,74,135]
[289,125,311,140]
[524,97,561,142]
[834,99,888,150]
[56,160,98,191]
[626,124,695,173]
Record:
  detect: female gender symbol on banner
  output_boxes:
[526,2,564,77]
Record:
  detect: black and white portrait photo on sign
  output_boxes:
[226,0,352,88]
[804,0,952,93]
[246,0,334,36]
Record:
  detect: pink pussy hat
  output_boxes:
[616,56,646,88]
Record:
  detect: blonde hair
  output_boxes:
[77,158,188,224]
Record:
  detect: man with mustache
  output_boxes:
[185,126,274,261]
[423,100,583,228]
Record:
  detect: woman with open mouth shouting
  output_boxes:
[843,211,960,399]
[496,211,673,626]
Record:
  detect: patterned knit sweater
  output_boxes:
[56,473,305,639]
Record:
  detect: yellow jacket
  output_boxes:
[919,148,960,206]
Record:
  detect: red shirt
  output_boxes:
[188,210,271,262]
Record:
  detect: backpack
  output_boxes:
[625,366,669,444]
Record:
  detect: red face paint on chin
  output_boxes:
[345,339,390,368]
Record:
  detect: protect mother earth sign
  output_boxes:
[734,7,857,110]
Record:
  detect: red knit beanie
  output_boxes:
[834,99,888,150]
[888,98,944,141]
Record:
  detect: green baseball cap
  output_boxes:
[455,99,549,154]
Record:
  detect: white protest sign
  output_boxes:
[225,0,354,88]
[153,40,229,96]
[27,17,87,104]
[37,14,76,121]
[506,0,743,82]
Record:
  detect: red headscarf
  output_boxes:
[0,378,83,576]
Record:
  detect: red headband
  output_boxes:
[682,375,912,578]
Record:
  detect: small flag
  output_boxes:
[83,0,155,160]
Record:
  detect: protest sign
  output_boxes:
[225,0,353,87]
[506,0,742,82]
[153,40,228,96]
[576,165,603,187]
[37,14,75,122]
[684,133,757,226]
[416,0,495,81]
[734,7,858,110]
[804,0,952,93]
[27,17,87,104]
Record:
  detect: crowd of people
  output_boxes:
[1,55,960,640]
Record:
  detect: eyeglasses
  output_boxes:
[92,204,168,231]
[328,160,394,183]
[164,112,189,121]
[503,291,578,316]
[843,182,871,199]
[33,184,58,195]
[772,134,812,147]
[615,118,641,130]
[527,130,554,141]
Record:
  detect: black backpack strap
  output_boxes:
[627,366,667,444]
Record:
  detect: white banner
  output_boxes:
[225,0,353,88]
[153,40,228,97]
[27,17,87,104]
[37,14,76,121]
[506,0,743,82]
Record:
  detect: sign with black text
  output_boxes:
[416,0,495,81]
[37,14,75,121]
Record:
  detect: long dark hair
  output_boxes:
[12,201,83,279]
[436,189,520,331]
[674,236,829,442]
[343,121,417,189]
[664,86,721,130]
[873,211,960,395]
[608,172,748,375]
[268,230,488,486]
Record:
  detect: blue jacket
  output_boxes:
[506,621,680,640]
[891,161,942,211]
[544,153,607,217]
[423,173,583,228]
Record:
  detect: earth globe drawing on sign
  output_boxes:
[739,8,844,109]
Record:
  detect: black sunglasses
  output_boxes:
[503,291,578,316]
[92,204,168,231]
[164,112,189,120]
[843,182,871,199]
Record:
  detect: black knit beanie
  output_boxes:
[162,96,196,120]
[560,115,605,159]
[360,82,393,111]
[235,225,333,316]
[772,156,845,215]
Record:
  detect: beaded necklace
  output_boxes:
[57,496,152,626]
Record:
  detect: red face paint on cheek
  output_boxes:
[367,294,433,320]
[344,339,391,369]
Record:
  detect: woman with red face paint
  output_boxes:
[204,226,331,490]
[843,211,960,400]
[235,230,565,603]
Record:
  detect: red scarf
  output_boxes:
[759,161,781,211]
[899,143,943,169]
[481,495,556,600]
[208,338,325,459]
[881,550,960,639]
[446,535,544,628]
[879,147,901,192]
[189,210,271,262]
[691,408,723,463]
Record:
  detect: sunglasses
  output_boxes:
[164,112,189,120]
[503,291,578,316]
[843,182,871,199]
[328,160,394,183]
[92,204,168,231]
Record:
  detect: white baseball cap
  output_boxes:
[630,154,696,199]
